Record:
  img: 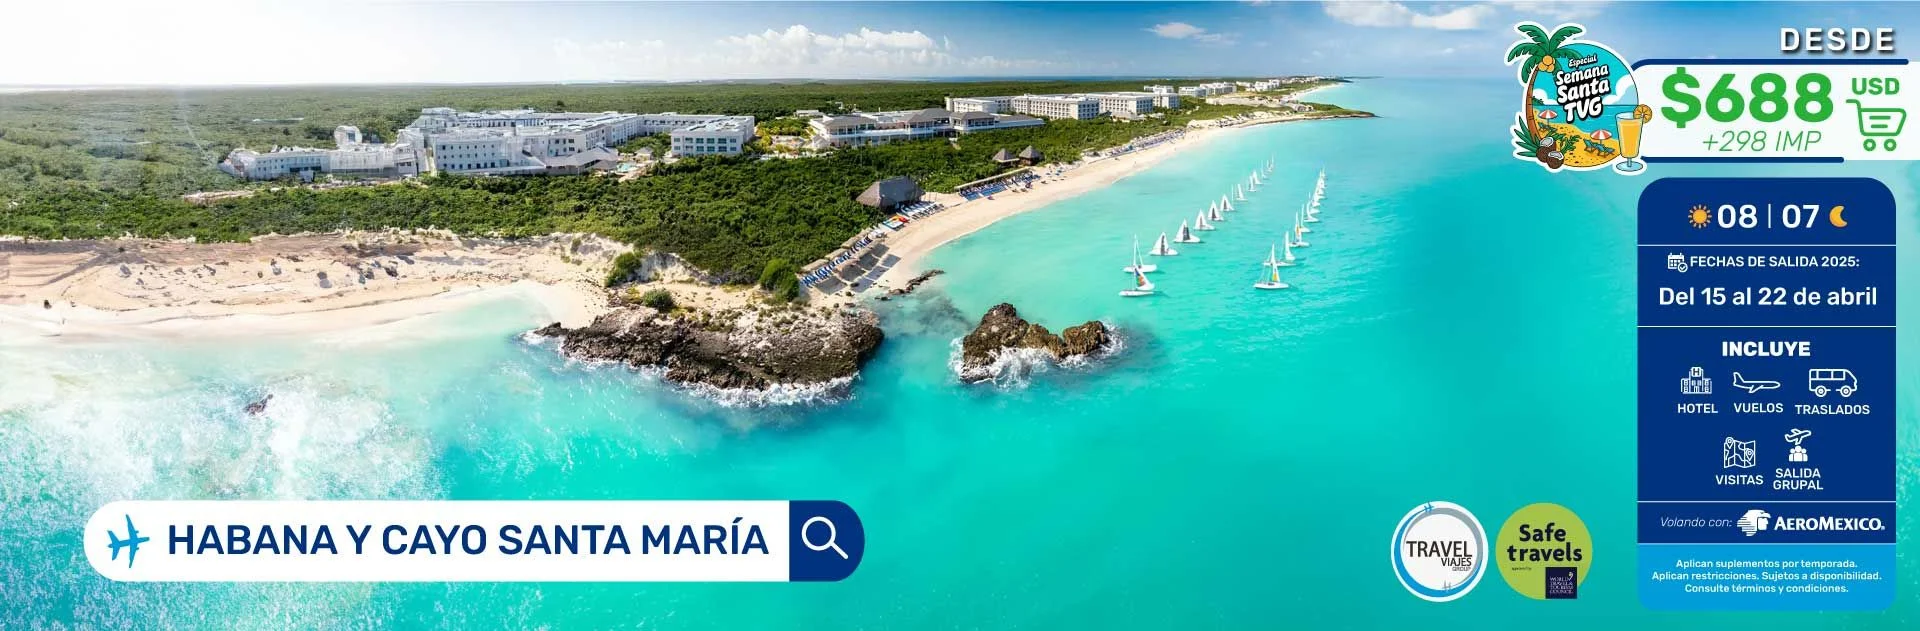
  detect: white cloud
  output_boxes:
[1146,22,1236,44]
[1492,1,1609,22]
[551,25,1062,81]
[1322,1,1498,30]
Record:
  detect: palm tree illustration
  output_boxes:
[1506,23,1585,142]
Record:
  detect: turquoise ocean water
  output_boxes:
[2,79,1914,628]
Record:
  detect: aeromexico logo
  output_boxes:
[1504,21,1648,175]
[1390,501,1488,602]
[1736,509,1886,537]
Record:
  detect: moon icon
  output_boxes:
[1829,205,1848,228]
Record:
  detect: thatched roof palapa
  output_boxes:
[856,176,924,209]
[990,148,1018,164]
[1017,145,1042,161]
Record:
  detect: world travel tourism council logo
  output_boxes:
[1389,501,1488,602]
[1504,21,1650,176]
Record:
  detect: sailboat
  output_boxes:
[1253,244,1289,290]
[1292,213,1312,247]
[1308,169,1326,217]
[1207,202,1224,224]
[1149,231,1179,256]
[1194,209,1215,231]
[1264,156,1275,175]
[1280,234,1297,265]
[1297,204,1313,233]
[1248,173,1260,192]
[1174,220,1201,243]
[1220,194,1235,212]
[1122,236,1158,273]
[1120,264,1156,297]
[1235,183,1246,201]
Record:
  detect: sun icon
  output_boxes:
[1688,205,1711,228]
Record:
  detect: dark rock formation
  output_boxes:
[534,306,884,391]
[878,269,944,301]
[957,303,1112,383]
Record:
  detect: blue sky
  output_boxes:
[1,1,1912,85]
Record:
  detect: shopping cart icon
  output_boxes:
[1847,99,1906,151]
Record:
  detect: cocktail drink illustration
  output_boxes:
[1615,111,1644,173]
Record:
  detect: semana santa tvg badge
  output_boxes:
[1505,22,1650,175]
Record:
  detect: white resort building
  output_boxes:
[945,96,1014,114]
[1009,94,1101,120]
[1087,93,1158,119]
[222,107,756,180]
[947,90,1178,121]
[219,125,421,181]
[809,108,1042,148]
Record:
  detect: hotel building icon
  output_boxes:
[1681,367,1712,395]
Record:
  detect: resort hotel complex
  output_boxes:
[219,77,1326,181]
[220,107,755,181]
[805,108,1043,148]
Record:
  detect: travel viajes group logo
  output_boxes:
[1493,503,1592,600]
[1390,501,1488,602]
[1504,22,1649,175]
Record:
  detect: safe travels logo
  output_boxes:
[1505,22,1649,175]
[1493,503,1592,600]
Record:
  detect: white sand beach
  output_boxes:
[0,231,620,342]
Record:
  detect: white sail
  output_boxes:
[1123,236,1158,273]
[1149,232,1178,256]
[1281,234,1296,263]
[1175,221,1200,243]
[1194,210,1215,231]
[1235,183,1246,201]
[1293,213,1311,247]
[1220,194,1234,212]
[1254,243,1289,289]
[1121,264,1155,296]
[1207,203,1224,223]
[1297,205,1313,233]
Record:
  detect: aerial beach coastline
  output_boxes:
[0,89,1364,343]
[2,0,1916,623]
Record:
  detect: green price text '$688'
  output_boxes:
[1659,68,1897,129]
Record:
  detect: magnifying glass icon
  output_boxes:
[801,516,847,560]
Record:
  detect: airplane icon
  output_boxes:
[1732,372,1781,394]
[107,515,149,569]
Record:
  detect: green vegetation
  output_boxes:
[637,288,676,311]
[616,133,671,157]
[606,251,644,286]
[0,78,1360,281]
[757,259,801,303]
[758,116,810,137]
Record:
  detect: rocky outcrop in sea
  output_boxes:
[956,303,1113,383]
[533,305,884,393]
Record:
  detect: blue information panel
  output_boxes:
[1637,178,1897,611]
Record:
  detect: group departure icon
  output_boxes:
[1785,429,1813,463]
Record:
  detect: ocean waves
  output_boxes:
[947,321,1126,388]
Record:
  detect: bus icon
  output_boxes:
[1807,369,1858,398]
